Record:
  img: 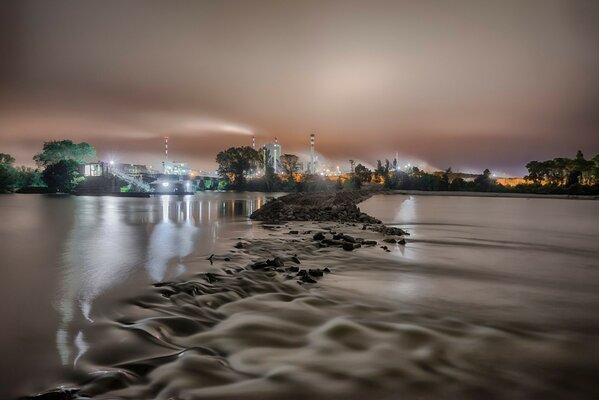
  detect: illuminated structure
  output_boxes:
[263,137,282,173]
[163,136,169,173]
[252,135,256,149]
[163,161,191,176]
[309,133,315,174]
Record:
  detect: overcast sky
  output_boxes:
[1,0,598,175]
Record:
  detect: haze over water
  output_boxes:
[1,193,598,398]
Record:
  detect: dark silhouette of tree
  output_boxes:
[440,168,452,190]
[354,164,372,182]
[349,159,355,173]
[450,177,466,191]
[34,140,96,167]
[280,154,299,181]
[474,168,493,191]
[42,159,83,193]
[0,153,17,193]
[216,146,261,188]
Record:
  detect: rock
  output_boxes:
[380,245,388,251]
[313,232,326,241]
[383,238,397,244]
[362,240,377,245]
[342,242,356,251]
[250,261,269,270]
[341,234,356,243]
[288,266,300,272]
[309,268,324,277]
[267,257,285,268]
[297,270,307,276]
[289,230,299,234]
[291,256,301,264]
[323,267,331,273]
[234,241,244,249]
[398,238,406,245]
[224,257,230,261]
[300,275,317,284]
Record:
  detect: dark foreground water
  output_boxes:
[0,193,598,399]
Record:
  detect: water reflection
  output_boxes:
[53,193,274,367]
[146,196,199,281]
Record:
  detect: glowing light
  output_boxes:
[162,182,169,187]
[109,160,114,165]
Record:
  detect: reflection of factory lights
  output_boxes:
[109,160,114,165]
[162,182,169,187]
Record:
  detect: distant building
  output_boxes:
[116,163,152,175]
[162,161,191,176]
[263,141,282,173]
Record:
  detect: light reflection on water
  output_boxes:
[52,193,273,369]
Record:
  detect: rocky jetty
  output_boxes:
[249,190,382,223]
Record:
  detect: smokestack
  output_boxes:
[310,133,315,174]
[252,135,256,149]
[164,136,169,173]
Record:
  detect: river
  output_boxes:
[0,193,598,399]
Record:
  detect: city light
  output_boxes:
[162,182,169,187]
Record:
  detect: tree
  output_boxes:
[42,159,83,193]
[354,164,372,183]
[280,154,299,181]
[440,168,452,190]
[0,153,17,193]
[349,159,355,173]
[474,168,493,191]
[34,140,96,167]
[216,146,261,188]
[14,166,45,188]
[450,177,466,191]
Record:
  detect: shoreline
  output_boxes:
[388,189,599,200]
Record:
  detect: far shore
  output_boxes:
[387,189,599,200]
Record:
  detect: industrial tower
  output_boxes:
[309,133,315,174]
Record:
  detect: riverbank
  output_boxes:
[26,192,599,400]
[389,189,599,200]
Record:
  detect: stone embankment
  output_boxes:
[249,190,381,224]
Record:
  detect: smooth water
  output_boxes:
[1,193,598,399]
[0,193,279,399]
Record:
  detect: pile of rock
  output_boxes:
[249,190,381,224]
[248,256,331,284]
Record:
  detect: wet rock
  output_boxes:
[381,245,389,251]
[309,268,324,277]
[250,261,269,270]
[234,241,244,249]
[398,238,406,245]
[288,266,300,272]
[291,256,301,264]
[313,232,326,241]
[383,238,397,244]
[323,267,331,273]
[224,257,231,262]
[288,230,299,235]
[342,242,358,251]
[300,275,317,284]
[341,234,356,243]
[266,257,285,268]
[362,240,377,246]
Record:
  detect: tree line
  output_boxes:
[0,140,95,193]
[215,146,599,195]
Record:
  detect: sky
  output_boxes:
[1,0,598,176]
